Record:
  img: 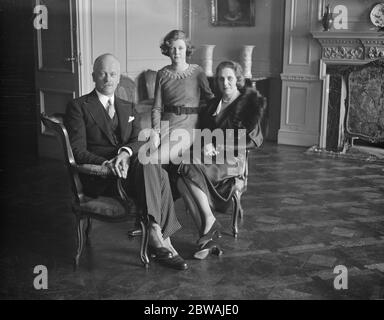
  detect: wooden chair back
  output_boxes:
[40,113,85,204]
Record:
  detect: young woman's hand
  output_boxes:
[204,143,219,156]
[149,129,161,150]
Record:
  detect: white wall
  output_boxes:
[188,0,284,79]
[188,0,284,141]
[78,0,183,95]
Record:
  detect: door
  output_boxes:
[34,0,79,159]
[278,0,322,147]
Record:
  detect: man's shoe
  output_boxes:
[152,251,188,270]
[148,246,172,259]
[162,254,188,270]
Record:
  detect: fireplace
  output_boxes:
[311,31,384,152]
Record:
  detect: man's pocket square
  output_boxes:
[128,116,135,122]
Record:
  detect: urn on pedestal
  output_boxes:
[201,45,216,77]
[240,45,255,79]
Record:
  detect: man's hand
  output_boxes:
[102,160,117,177]
[113,151,130,179]
[102,151,130,178]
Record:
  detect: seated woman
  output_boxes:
[176,61,266,259]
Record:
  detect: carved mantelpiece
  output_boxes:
[311,31,384,151]
[312,31,384,63]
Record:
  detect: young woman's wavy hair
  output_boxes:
[160,30,194,58]
[214,61,246,94]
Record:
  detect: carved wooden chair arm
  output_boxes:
[74,164,113,177]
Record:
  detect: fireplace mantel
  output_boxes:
[312,31,384,64]
[310,31,384,150]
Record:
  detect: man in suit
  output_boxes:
[64,53,187,270]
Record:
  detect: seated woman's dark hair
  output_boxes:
[160,30,194,58]
[214,61,246,92]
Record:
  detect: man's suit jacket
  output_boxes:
[64,90,145,196]
[64,90,144,165]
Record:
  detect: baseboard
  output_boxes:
[278,129,319,146]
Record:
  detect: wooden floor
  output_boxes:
[1,143,383,300]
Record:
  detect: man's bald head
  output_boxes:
[92,53,121,96]
[93,54,120,73]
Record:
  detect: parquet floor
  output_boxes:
[1,143,383,299]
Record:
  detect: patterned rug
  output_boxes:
[305,145,384,164]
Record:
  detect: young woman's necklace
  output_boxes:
[172,63,189,73]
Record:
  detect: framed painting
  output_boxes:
[211,0,255,26]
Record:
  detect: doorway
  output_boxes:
[34,0,80,159]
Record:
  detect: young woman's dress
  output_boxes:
[151,64,214,164]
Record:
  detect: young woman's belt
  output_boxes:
[163,105,202,115]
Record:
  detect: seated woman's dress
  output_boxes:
[178,88,265,210]
[151,64,214,164]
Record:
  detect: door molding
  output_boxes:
[77,0,93,95]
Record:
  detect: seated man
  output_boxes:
[64,53,187,270]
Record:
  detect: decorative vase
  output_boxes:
[322,4,334,31]
[240,45,255,79]
[201,45,216,77]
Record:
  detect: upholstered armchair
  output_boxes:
[116,74,136,103]
[40,113,150,269]
[138,69,157,105]
[135,69,157,115]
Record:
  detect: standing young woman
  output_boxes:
[149,30,214,164]
[133,30,214,269]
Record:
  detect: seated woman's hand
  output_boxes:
[149,129,161,151]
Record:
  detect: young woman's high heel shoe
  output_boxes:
[197,220,222,246]
[193,239,223,260]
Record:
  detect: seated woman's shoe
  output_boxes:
[197,220,222,246]
[194,239,223,260]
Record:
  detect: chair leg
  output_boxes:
[85,217,92,246]
[237,191,244,220]
[128,216,143,237]
[140,216,150,268]
[232,193,240,238]
[74,217,86,271]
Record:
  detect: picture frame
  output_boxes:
[211,0,255,27]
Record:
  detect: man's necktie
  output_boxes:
[106,99,115,119]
